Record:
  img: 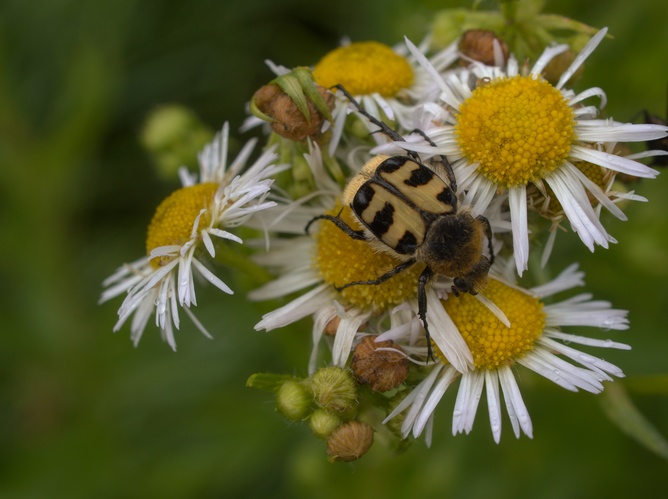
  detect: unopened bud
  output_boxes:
[309,408,342,439]
[458,29,509,66]
[326,421,374,462]
[384,392,408,441]
[140,105,213,180]
[251,83,334,142]
[311,366,358,414]
[542,49,584,85]
[351,336,409,392]
[276,380,313,421]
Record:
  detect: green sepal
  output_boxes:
[272,67,333,124]
[246,373,299,392]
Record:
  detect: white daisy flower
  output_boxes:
[100,123,284,350]
[382,262,630,444]
[402,27,668,275]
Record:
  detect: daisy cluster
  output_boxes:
[101,8,667,462]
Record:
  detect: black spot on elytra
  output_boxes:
[377,156,409,175]
[396,230,419,255]
[368,202,394,236]
[436,186,457,207]
[404,165,434,187]
[353,183,375,213]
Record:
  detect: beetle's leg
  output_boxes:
[476,214,495,265]
[335,258,417,291]
[332,84,406,144]
[417,266,435,362]
[453,256,491,296]
[305,214,366,240]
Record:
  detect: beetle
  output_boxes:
[306,85,494,360]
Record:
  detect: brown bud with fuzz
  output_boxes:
[458,29,509,66]
[350,336,409,392]
[326,420,374,462]
[252,84,334,141]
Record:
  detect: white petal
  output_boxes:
[568,86,607,109]
[556,27,607,90]
[452,371,484,435]
[332,309,371,368]
[413,366,459,437]
[508,186,529,275]
[425,289,474,373]
[191,258,234,295]
[498,366,533,438]
[485,370,503,443]
[571,145,659,178]
[254,284,331,331]
[531,44,569,76]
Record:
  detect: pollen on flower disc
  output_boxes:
[456,75,576,188]
[314,205,424,311]
[313,41,414,97]
[145,182,218,267]
[441,279,546,370]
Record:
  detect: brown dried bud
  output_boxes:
[326,420,374,462]
[350,336,409,392]
[324,316,341,336]
[458,29,509,67]
[252,84,334,141]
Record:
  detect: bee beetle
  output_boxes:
[306,85,494,359]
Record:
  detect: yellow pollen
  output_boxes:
[313,41,414,97]
[314,205,424,311]
[438,279,546,370]
[456,75,576,189]
[145,182,218,268]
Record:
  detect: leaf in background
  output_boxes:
[600,382,668,459]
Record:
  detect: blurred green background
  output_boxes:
[0,0,666,497]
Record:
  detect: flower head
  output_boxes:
[100,124,283,349]
[402,28,667,274]
[311,39,459,156]
[382,262,630,443]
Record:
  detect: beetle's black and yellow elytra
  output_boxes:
[306,85,494,360]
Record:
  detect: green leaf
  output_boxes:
[600,383,668,459]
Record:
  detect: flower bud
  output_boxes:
[542,49,583,86]
[458,29,509,66]
[276,380,313,421]
[251,80,334,142]
[309,408,342,439]
[350,336,409,392]
[311,366,358,414]
[326,421,374,462]
[140,105,213,180]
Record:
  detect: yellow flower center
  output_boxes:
[145,182,218,268]
[315,206,424,311]
[439,279,546,370]
[456,75,576,188]
[313,41,414,97]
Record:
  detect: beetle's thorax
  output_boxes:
[416,212,484,277]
